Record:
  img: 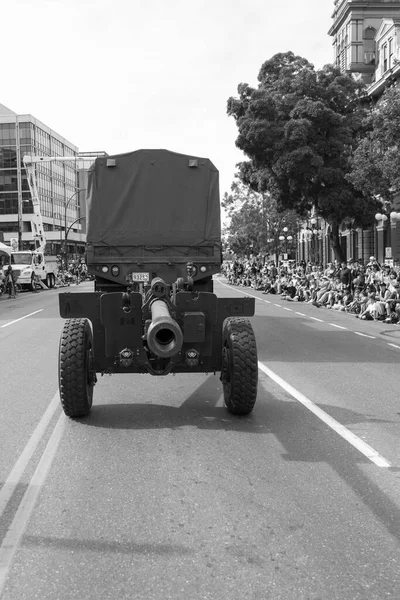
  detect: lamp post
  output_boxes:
[65,216,86,269]
[64,189,85,269]
[278,227,293,260]
[53,212,63,254]
[307,217,322,264]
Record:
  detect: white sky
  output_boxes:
[3,0,334,198]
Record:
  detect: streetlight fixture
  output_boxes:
[278,226,293,257]
[64,189,86,268]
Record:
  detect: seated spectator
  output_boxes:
[325,277,343,308]
[345,288,362,314]
[293,277,308,301]
[352,266,366,292]
[367,256,381,270]
[384,282,400,323]
[358,286,380,320]
[324,262,335,278]
[315,276,332,305]
[369,282,392,320]
[331,286,352,311]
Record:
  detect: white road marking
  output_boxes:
[215,279,261,301]
[388,343,400,350]
[0,309,43,329]
[258,362,391,468]
[0,393,60,519]
[282,307,292,312]
[216,279,381,341]
[354,332,376,339]
[0,414,65,594]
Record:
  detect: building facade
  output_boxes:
[0,103,105,260]
[298,1,400,267]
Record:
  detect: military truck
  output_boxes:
[58,149,258,418]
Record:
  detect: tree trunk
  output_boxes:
[329,222,345,263]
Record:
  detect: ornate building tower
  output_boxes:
[328,1,400,265]
[329,0,400,85]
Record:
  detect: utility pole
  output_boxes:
[15,116,23,250]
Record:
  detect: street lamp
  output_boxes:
[278,227,293,257]
[53,212,63,253]
[64,189,85,269]
[65,216,86,269]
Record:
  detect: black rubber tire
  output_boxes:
[47,273,55,288]
[59,318,95,418]
[221,317,258,415]
[30,274,36,292]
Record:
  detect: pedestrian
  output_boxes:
[339,261,352,288]
[4,265,16,299]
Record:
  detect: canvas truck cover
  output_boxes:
[86,149,221,248]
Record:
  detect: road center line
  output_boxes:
[216,280,379,341]
[354,332,376,339]
[0,414,65,595]
[215,279,261,301]
[258,361,391,468]
[1,309,43,328]
[0,393,60,518]
[282,307,292,312]
[388,343,400,350]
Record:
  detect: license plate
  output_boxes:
[131,272,149,282]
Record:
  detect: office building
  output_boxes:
[0,103,106,259]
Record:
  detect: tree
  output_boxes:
[222,179,298,258]
[227,52,382,262]
[348,83,400,201]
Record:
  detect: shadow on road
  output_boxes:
[22,535,192,556]
[83,375,260,432]
[77,374,400,546]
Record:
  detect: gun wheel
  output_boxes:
[59,318,96,418]
[221,317,258,415]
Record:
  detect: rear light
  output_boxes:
[101,266,109,273]
[200,265,207,273]
[111,265,120,276]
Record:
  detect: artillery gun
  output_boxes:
[58,149,258,417]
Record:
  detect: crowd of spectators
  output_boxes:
[222,256,400,324]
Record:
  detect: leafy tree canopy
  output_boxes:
[348,84,400,201]
[222,179,298,256]
[227,52,381,251]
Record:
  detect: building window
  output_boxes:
[383,43,388,72]
[364,27,376,40]
[389,38,393,69]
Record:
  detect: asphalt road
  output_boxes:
[0,279,400,599]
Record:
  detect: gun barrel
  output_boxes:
[147,300,183,358]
